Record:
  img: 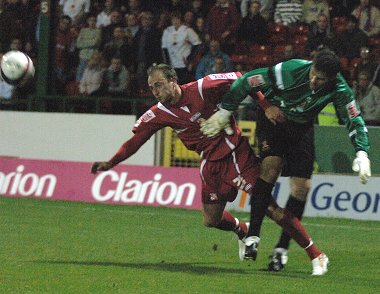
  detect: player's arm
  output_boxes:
[334,87,371,184]
[200,72,262,137]
[91,129,153,174]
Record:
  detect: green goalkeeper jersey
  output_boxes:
[222,59,369,153]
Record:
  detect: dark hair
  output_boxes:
[313,49,341,78]
[147,63,178,81]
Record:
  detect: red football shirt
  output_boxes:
[109,72,243,165]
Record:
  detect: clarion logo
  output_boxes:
[91,171,196,206]
[0,165,57,197]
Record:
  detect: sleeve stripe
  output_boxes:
[274,63,285,90]
[197,78,204,100]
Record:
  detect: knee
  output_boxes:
[290,179,311,201]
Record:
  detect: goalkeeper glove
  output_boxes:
[200,108,233,137]
[352,151,371,184]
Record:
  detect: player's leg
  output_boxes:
[269,122,315,271]
[276,177,311,249]
[266,198,329,275]
[200,156,248,240]
[244,155,282,260]
[202,201,247,238]
[244,108,285,260]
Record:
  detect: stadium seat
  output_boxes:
[248,44,272,56]
[369,37,380,46]
[289,23,309,35]
[249,55,274,67]
[231,54,250,65]
[65,81,80,96]
[268,23,289,45]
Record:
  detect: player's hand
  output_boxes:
[91,162,114,174]
[200,108,232,137]
[265,105,286,125]
[352,151,371,184]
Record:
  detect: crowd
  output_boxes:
[0,0,380,124]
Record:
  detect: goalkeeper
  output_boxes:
[200,48,371,271]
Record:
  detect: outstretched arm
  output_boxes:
[91,129,153,174]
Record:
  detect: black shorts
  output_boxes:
[256,109,315,179]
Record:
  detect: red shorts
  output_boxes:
[200,138,259,204]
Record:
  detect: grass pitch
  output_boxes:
[0,196,379,294]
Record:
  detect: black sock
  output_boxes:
[247,178,274,238]
[276,195,306,249]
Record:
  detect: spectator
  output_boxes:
[161,11,202,84]
[0,0,25,48]
[195,39,233,80]
[124,0,143,16]
[274,0,303,27]
[52,15,73,95]
[8,37,23,51]
[205,0,241,54]
[102,26,131,66]
[183,10,195,28]
[156,10,171,33]
[79,51,107,97]
[103,55,130,96]
[102,55,131,114]
[101,8,124,49]
[336,15,368,62]
[131,11,162,92]
[165,0,189,15]
[58,0,91,27]
[352,0,380,37]
[96,0,115,28]
[240,0,274,21]
[19,0,39,45]
[353,70,380,126]
[353,46,380,87]
[329,0,351,18]
[304,14,337,58]
[194,16,210,48]
[124,13,139,41]
[189,0,207,19]
[237,0,268,46]
[75,14,102,82]
[301,0,330,26]
[282,43,299,61]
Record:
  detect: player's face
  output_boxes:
[309,66,333,91]
[148,71,176,104]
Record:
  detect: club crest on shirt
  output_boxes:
[247,75,265,87]
[209,193,218,201]
[141,110,156,122]
[134,110,156,127]
[346,101,359,119]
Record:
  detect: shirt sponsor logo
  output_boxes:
[247,75,265,87]
[346,101,359,119]
[208,73,238,80]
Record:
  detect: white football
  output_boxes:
[0,50,35,85]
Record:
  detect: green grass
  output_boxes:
[1,197,379,294]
